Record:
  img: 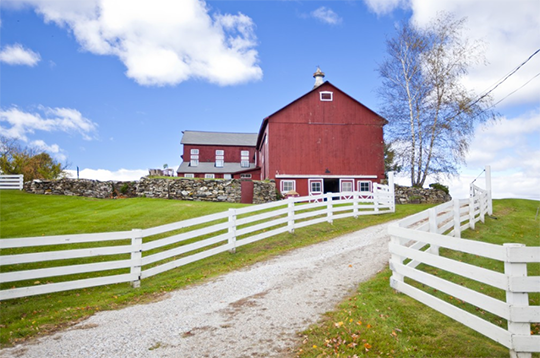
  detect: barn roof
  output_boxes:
[181,130,258,146]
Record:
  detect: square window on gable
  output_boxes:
[320,91,333,101]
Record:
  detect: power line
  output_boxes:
[492,71,540,107]
[468,48,540,108]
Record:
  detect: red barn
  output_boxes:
[177,68,387,198]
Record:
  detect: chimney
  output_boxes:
[313,67,325,88]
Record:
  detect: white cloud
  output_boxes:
[0,43,41,66]
[0,106,98,142]
[311,7,342,25]
[65,168,147,181]
[363,0,540,106]
[363,0,407,15]
[10,0,262,86]
[30,139,67,162]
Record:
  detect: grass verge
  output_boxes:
[295,199,540,358]
[0,190,428,347]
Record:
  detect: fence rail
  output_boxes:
[0,174,23,190]
[389,166,539,357]
[0,175,395,300]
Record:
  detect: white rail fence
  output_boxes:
[0,176,395,300]
[0,174,23,190]
[389,166,539,357]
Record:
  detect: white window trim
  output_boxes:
[240,174,252,179]
[340,179,354,192]
[357,180,372,192]
[224,174,232,179]
[280,180,296,193]
[184,173,194,178]
[308,179,323,194]
[205,174,215,179]
[320,91,333,101]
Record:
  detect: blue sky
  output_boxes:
[1,0,539,200]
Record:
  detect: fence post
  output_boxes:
[327,194,333,224]
[428,208,439,255]
[486,165,493,216]
[389,234,405,290]
[453,199,461,238]
[130,229,143,288]
[469,194,476,230]
[353,191,359,219]
[480,192,486,223]
[388,172,395,212]
[504,243,531,358]
[228,208,237,254]
[373,186,379,213]
[287,197,295,233]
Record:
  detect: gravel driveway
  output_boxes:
[1,221,393,358]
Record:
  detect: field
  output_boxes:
[0,190,427,347]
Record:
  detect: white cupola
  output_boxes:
[313,67,325,88]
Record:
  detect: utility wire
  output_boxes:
[468,48,540,108]
[492,71,540,107]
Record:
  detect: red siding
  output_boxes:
[265,83,385,182]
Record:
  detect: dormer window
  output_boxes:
[320,91,333,101]
[190,149,199,167]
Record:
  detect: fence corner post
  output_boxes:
[353,191,359,219]
[453,199,461,238]
[504,243,531,358]
[327,193,333,224]
[228,208,237,253]
[373,186,379,213]
[428,208,439,255]
[130,229,143,289]
[287,197,295,233]
[389,234,405,290]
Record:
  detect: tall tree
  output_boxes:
[378,12,496,187]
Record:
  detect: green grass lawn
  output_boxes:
[295,198,540,358]
[0,190,428,347]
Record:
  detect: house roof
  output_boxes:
[181,130,258,146]
[177,161,257,174]
[255,81,388,148]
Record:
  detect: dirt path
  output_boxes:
[1,222,393,358]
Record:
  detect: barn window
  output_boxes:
[205,174,215,179]
[215,149,224,168]
[341,181,353,192]
[184,174,194,178]
[311,181,322,193]
[224,174,232,179]
[241,150,250,168]
[320,91,333,101]
[240,174,252,179]
[358,181,371,192]
[281,180,296,193]
[190,149,199,167]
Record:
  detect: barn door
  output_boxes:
[340,179,354,200]
[308,179,324,202]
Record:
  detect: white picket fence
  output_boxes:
[0,174,23,190]
[0,176,395,301]
[389,167,539,357]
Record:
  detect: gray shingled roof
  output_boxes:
[181,131,258,146]
[177,162,256,174]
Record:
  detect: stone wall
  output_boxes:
[394,184,452,204]
[24,178,276,204]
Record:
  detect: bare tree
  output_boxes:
[378,12,496,187]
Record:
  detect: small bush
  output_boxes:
[429,182,449,195]
[120,183,129,195]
